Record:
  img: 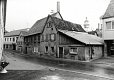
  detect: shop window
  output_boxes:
[69,48,78,54]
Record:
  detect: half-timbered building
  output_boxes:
[24,12,103,61]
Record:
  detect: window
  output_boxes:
[10,38,12,41]
[106,21,111,29]
[45,34,48,41]
[50,34,55,41]
[69,48,78,54]
[34,35,36,42]
[45,46,48,52]
[5,38,6,41]
[112,21,114,29]
[51,47,54,52]
[42,35,44,41]
[16,37,18,41]
[38,35,40,42]
[47,22,52,28]
[34,47,38,52]
[7,38,9,41]
[13,37,15,42]
[106,21,114,30]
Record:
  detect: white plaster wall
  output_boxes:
[4,36,17,44]
[102,17,114,40]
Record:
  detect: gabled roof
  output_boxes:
[27,12,63,36]
[26,12,85,36]
[52,17,85,32]
[102,0,114,19]
[59,30,104,45]
[4,28,29,37]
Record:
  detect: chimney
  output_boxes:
[57,1,60,12]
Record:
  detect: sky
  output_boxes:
[6,0,110,31]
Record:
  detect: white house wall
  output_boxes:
[102,17,114,40]
[4,36,18,44]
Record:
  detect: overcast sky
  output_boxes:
[6,0,110,31]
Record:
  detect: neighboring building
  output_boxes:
[23,12,63,54]
[24,14,104,61]
[4,28,29,50]
[102,0,114,56]
[16,31,28,52]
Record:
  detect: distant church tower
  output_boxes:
[84,17,89,32]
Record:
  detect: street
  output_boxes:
[0,51,114,80]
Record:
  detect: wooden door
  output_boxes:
[59,47,63,58]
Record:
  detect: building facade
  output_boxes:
[16,31,28,52]
[102,0,114,56]
[24,13,103,61]
[4,28,29,50]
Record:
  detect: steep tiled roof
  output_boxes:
[52,17,85,32]
[28,17,47,35]
[102,0,114,19]
[4,28,29,37]
[26,12,85,36]
[27,12,62,36]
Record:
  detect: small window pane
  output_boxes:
[70,48,78,54]
[106,21,111,29]
[45,46,48,52]
[51,47,54,52]
[112,21,114,29]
